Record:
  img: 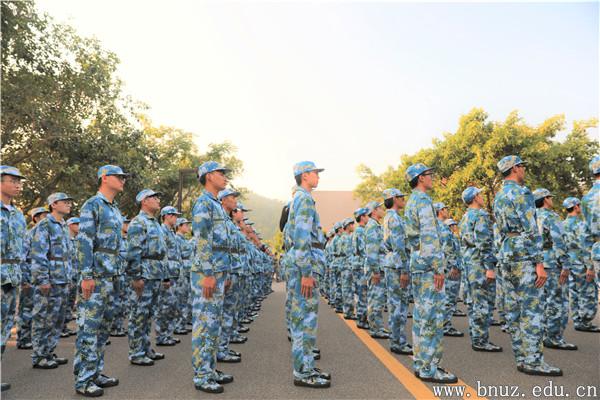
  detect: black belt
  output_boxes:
[48,256,68,261]
[167,258,179,261]
[94,247,119,255]
[506,232,520,238]
[543,244,553,250]
[213,245,234,252]
[142,255,164,261]
[1,259,20,263]
[311,243,325,250]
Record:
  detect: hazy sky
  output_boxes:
[38,1,599,200]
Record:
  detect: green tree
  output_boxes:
[354,108,598,220]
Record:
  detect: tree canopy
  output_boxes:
[354,108,598,220]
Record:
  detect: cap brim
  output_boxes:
[2,172,26,179]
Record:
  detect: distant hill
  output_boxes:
[242,191,285,240]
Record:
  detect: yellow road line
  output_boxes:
[338,314,486,400]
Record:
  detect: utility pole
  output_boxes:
[178,168,197,212]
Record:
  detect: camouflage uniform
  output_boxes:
[352,219,368,326]
[459,207,497,347]
[155,221,181,345]
[439,220,462,334]
[126,210,167,360]
[1,200,27,354]
[383,205,410,350]
[493,163,555,373]
[17,227,35,348]
[563,213,598,329]
[329,232,343,309]
[340,222,356,318]
[110,234,128,335]
[175,231,193,331]
[365,215,386,336]
[30,213,72,365]
[285,183,325,380]
[404,189,445,378]
[191,188,233,387]
[581,160,600,273]
[73,192,123,391]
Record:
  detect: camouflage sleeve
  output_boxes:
[364,224,381,274]
[549,215,569,270]
[78,201,97,280]
[417,204,443,274]
[192,199,215,276]
[20,230,33,284]
[292,195,314,278]
[474,211,497,271]
[517,190,543,264]
[390,217,408,272]
[31,221,50,285]
[126,220,144,279]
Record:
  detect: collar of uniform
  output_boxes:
[139,210,156,220]
[96,191,118,206]
[0,200,11,211]
[46,213,65,226]
[503,180,520,188]
[296,186,310,196]
[202,189,220,202]
[162,222,174,231]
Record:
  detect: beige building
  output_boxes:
[312,190,363,232]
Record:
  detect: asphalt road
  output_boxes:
[2,281,599,399]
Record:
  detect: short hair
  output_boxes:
[409,177,419,189]
[199,174,207,186]
[48,204,54,213]
[534,198,544,208]
[294,175,302,186]
[355,215,361,223]
[384,198,394,209]
[502,169,512,178]
[566,206,575,213]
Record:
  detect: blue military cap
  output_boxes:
[135,189,162,204]
[29,207,48,218]
[218,188,240,201]
[343,218,355,228]
[353,207,369,219]
[405,163,433,182]
[197,161,230,179]
[433,202,447,212]
[497,155,526,173]
[366,201,383,214]
[333,222,342,231]
[383,188,404,200]
[0,165,25,179]
[97,165,129,179]
[533,188,552,202]
[293,161,324,177]
[236,202,251,212]
[175,217,190,227]
[562,197,580,209]
[589,155,600,175]
[461,187,481,204]
[66,217,80,225]
[444,218,458,227]
[160,206,182,217]
[47,192,74,206]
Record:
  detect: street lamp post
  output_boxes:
[178,168,197,212]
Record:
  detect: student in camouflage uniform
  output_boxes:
[329,224,343,312]
[493,155,561,376]
[533,188,577,350]
[73,165,127,396]
[17,207,48,350]
[156,205,182,347]
[174,218,193,334]
[126,189,168,365]
[110,217,130,337]
[580,155,600,332]
[434,203,464,338]
[191,161,235,393]
[459,187,501,352]
[340,218,356,319]
[562,197,599,332]
[365,200,388,339]
[405,163,456,384]
[285,161,330,388]
[30,192,74,369]
[382,189,412,355]
[352,207,370,330]
[62,217,80,338]
[0,166,27,393]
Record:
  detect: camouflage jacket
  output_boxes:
[383,209,408,272]
[404,190,443,274]
[31,214,72,285]
[126,210,167,280]
[0,201,26,285]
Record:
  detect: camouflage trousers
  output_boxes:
[463,265,492,346]
[487,278,496,319]
[73,278,115,390]
[569,265,598,328]
[411,271,444,378]
[17,285,34,346]
[218,273,240,357]
[175,272,191,330]
[110,275,128,333]
[443,271,460,331]
[543,267,568,344]
[495,266,507,324]
[239,274,252,322]
[155,278,179,344]
[321,268,330,298]
[31,284,69,364]
[341,268,355,316]
[354,268,368,322]
[501,260,544,367]
[1,284,17,353]
[288,268,319,379]
[191,271,226,386]
[127,279,160,360]
[386,269,409,348]
[367,271,386,335]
